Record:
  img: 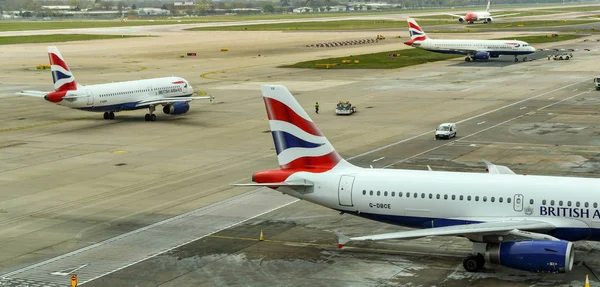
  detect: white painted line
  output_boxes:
[573,89,578,91]
[520,106,527,110]
[348,78,589,160]
[549,97,555,100]
[372,157,385,162]
[537,90,590,111]
[477,121,486,125]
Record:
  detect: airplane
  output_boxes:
[235,84,600,274]
[443,0,519,24]
[404,18,536,62]
[18,46,213,122]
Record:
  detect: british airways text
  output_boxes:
[539,206,600,219]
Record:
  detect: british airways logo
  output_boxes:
[539,206,600,219]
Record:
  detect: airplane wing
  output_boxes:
[17,91,48,98]
[335,219,558,247]
[135,95,214,108]
[483,160,516,175]
[442,12,464,18]
[491,13,520,18]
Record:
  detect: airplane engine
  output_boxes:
[44,91,67,103]
[486,17,493,23]
[474,51,490,60]
[163,102,190,115]
[458,17,465,23]
[487,240,574,273]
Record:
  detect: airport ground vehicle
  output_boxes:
[595,77,600,90]
[335,101,357,115]
[376,34,385,40]
[553,53,573,60]
[435,123,457,139]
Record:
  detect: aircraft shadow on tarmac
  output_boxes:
[450,51,549,67]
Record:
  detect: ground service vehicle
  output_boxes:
[435,123,457,139]
[335,101,357,115]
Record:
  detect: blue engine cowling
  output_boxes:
[474,51,490,60]
[163,102,190,115]
[488,240,574,273]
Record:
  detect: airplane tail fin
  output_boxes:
[407,18,429,41]
[48,46,77,92]
[260,85,348,171]
[486,0,491,12]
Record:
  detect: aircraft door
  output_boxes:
[513,194,523,212]
[86,90,93,105]
[338,175,355,207]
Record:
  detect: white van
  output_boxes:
[435,123,457,139]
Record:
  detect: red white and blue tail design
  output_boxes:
[261,85,344,171]
[48,46,77,92]
[407,18,429,42]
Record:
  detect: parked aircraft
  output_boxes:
[18,46,212,121]
[443,0,519,24]
[404,18,536,62]
[237,84,600,274]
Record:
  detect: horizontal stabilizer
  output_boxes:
[483,160,516,175]
[17,91,48,98]
[232,181,313,187]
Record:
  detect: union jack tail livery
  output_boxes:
[261,85,345,171]
[407,18,429,42]
[48,46,77,92]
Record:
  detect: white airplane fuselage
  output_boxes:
[275,166,600,242]
[57,77,193,112]
[411,39,536,57]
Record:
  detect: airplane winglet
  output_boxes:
[427,165,433,171]
[335,231,351,248]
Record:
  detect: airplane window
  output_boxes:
[444,194,448,200]
[399,192,403,197]
[436,194,440,199]
[567,201,572,207]
[467,195,471,201]
[595,203,598,208]
[362,190,366,195]
[499,197,503,203]
[406,193,410,198]
[559,201,563,206]
[542,200,546,205]
[377,191,381,196]
[585,202,589,208]
[384,191,388,196]
[576,202,580,207]
[507,198,511,203]
[370,190,373,196]
[483,196,487,202]
[421,193,425,198]
[414,193,418,198]
[451,195,455,200]
[392,192,395,197]
[429,194,433,199]
[551,200,555,206]
[491,197,495,203]
[459,195,463,200]
[530,199,534,204]
[475,196,479,201]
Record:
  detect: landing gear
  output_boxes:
[145,105,156,122]
[523,56,528,62]
[465,56,472,62]
[103,112,115,120]
[463,254,486,272]
[514,56,519,62]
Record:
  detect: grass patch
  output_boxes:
[496,34,583,43]
[471,19,597,28]
[281,48,460,69]
[537,5,600,13]
[188,19,448,31]
[0,34,145,45]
